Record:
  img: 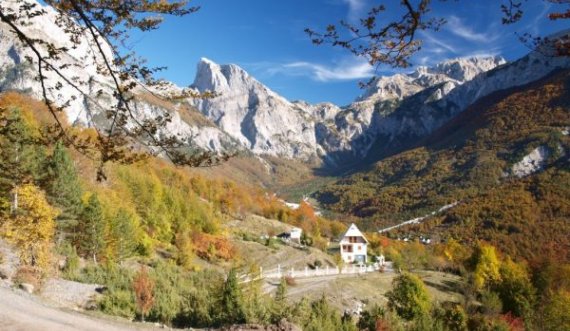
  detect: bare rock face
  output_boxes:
[511,146,550,178]
[41,279,102,309]
[190,58,325,159]
[188,56,508,162]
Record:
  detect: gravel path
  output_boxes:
[41,278,102,309]
[0,286,164,331]
[0,239,19,287]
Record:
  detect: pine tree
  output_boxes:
[79,194,105,263]
[110,208,138,261]
[0,108,46,213]
[46,141,83,236]
[275,277,287,303]
[219,268,246,325]
[272,277,289,322]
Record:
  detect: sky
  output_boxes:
[127,0,568,106]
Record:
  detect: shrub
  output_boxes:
[13,266,42,290]
[284,275,296,286]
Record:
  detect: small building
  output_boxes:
[276,227,303,244]
[340,223,368,264]
[290,227,302,242]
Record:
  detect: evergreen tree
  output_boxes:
[219,268,246,325]
[110,208,138,261]
[46,141,83,235]
[275,277,287,303]
[79,194,105,263]
[303,296,352,331]
[0,108,46,213]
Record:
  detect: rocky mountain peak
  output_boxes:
[193,57,251,92]
[189,58,319,157]
[357,56,506,102]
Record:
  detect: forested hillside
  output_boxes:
[316,69,570,263]
[1,87,570,330]
[0,90,352,266]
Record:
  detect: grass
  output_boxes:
[266,270,464,312]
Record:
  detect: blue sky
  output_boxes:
[128,0,568,106]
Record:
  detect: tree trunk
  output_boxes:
[11,187,18,213]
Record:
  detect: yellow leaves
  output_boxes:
[3,184,58,269]
[0,92,57,130]
[443,238,469,264]
[473,243,502,290]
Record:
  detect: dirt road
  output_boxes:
[0,287,161,331]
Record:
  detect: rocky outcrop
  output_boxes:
[511,146,550,178]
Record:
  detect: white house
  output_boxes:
[290,227,302,242]
[340,223,368,264]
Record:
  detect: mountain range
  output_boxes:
[0,0,569,172]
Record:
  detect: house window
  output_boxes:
[349,236,359,243]
[358,245,361,251]
[342,245,353,253]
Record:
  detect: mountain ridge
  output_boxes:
[0,0,569,169]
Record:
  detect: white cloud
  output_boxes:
[447,16,498,43]
[268,58,374,82]
[421,31,458,54]
[343,0,367,22]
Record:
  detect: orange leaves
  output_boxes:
[0,92,64,128]
[133,266,155,321]
[191,232,236,262]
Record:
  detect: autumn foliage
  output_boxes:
[133,266,155,322]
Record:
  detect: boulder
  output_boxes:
[0,266,10,280]
[19,283,34,294]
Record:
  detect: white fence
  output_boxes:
[239,262,393,283]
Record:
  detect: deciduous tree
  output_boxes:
[2,184,57,269]
[494,258,536,319]
[386,272,431,320]
[470,243,502,291]
[133,265,155,322]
